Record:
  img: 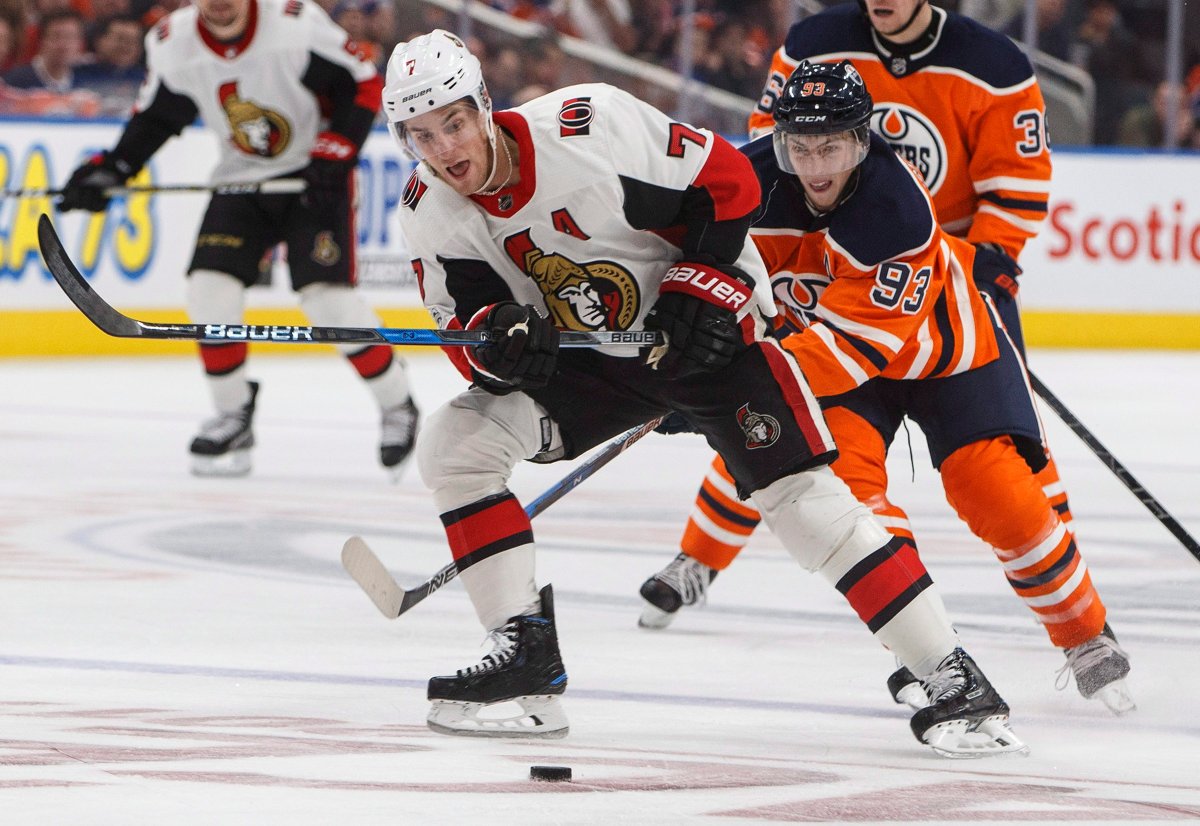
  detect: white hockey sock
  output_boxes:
[188,270,251,412]
[299,283,411,409]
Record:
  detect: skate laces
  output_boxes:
[1055,631,1126,691]
[654,553,714,607]
[381,400,418,447]
[459,623,520,677]
[196,409,250,442]
[924,650,969,704]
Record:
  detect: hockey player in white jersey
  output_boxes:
[57,0,418,479]
[382,30,1026,757]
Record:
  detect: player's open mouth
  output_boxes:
[445,160,471,180]
[807,179,834,193]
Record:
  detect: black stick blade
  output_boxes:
[38,213,142,337]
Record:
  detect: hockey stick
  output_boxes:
[4,178,306,199]
[341,415,666,618]
[1029,370,1200,563]
[36,213,662,349]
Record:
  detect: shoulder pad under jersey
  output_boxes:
[828,133,936,267]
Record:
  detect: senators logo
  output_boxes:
[871,103,947,195]
[402,170,428,210]
[558,97,593,137]
[736,403,780,450]
[503,228,639,331]
[219,81,291,158]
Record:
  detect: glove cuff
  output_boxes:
[463,303,508,384]
[659,262,753,314]
[311,131,357,162]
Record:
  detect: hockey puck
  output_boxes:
[529,765,572,782]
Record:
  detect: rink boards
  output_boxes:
[2,119,1199,356]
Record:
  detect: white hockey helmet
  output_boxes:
[382,29,493,158]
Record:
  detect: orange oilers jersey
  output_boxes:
[745,132,1000,398]
[748,4,1051,259]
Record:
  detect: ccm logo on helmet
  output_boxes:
[661,264,751,311]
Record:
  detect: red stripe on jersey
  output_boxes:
[758,339,830,456]
[691,135,761,222]
[347,345,392,379]
[354,73,383,114]
[199,342,248,375]
[442,494,532,562]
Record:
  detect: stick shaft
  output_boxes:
[1030,371,1200,563]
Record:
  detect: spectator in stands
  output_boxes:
[484,42,524,109]
[517,35,566,94]
[693,17,764,99]
[368,0,396,51]
[4,9,84,92]
[550,0,635,53]
[1003,0,1073,63]
[630,0,676,64]
[1117,80,1196,148]
[1070,0,1151,144]
[0,6,23,74]
[73,13,143,113]
[332,0,383,67]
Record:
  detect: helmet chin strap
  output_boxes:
[890,0,929,39]
[474,120,513,196]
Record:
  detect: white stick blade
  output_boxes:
[341,536,403,619]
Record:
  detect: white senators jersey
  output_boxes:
[400,83,774,360]
[135,0,380,183]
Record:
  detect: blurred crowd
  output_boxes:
[1,0,1197,147]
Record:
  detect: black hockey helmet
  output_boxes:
[772,60,873,177]
[773,60,873,136]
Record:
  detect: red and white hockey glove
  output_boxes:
[972,243,1022,302]
[301,131,357,213]
[465,302,560,394]
[643,261,753,378]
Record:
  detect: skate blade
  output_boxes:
[190,450,252,477]
[895,683,929,711]
[637,602,677,630]
[1094,679,1137,715]
[426,695,569,739]
[924,715,1030,759]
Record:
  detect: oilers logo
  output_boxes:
[871,103,947,195]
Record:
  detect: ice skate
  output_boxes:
[887,660,928,710]
[189,381,258,477]
[379,397,419,480]
[910,648,1029,758]
[1059,623,1135,715]
[638,553,718,629]
[427,584,568,738]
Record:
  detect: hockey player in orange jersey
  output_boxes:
[638,60,1134,715]
[746,0,1076,528]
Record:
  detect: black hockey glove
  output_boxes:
[643,261,753,378]
[466,302,560,394]
[301,132,357,213]
[972,242,1022,303]
[57,152,134,213]
[654,411,699,435]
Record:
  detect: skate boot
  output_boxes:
[189,381,258,477]
[1058,623,1135,714]
[910,648,1029,758]
[427,584,568,738]
[638,553,718,629]
[379,398,419,480]
[887,660,928,710]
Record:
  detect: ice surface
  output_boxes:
[1,349,1198,824]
